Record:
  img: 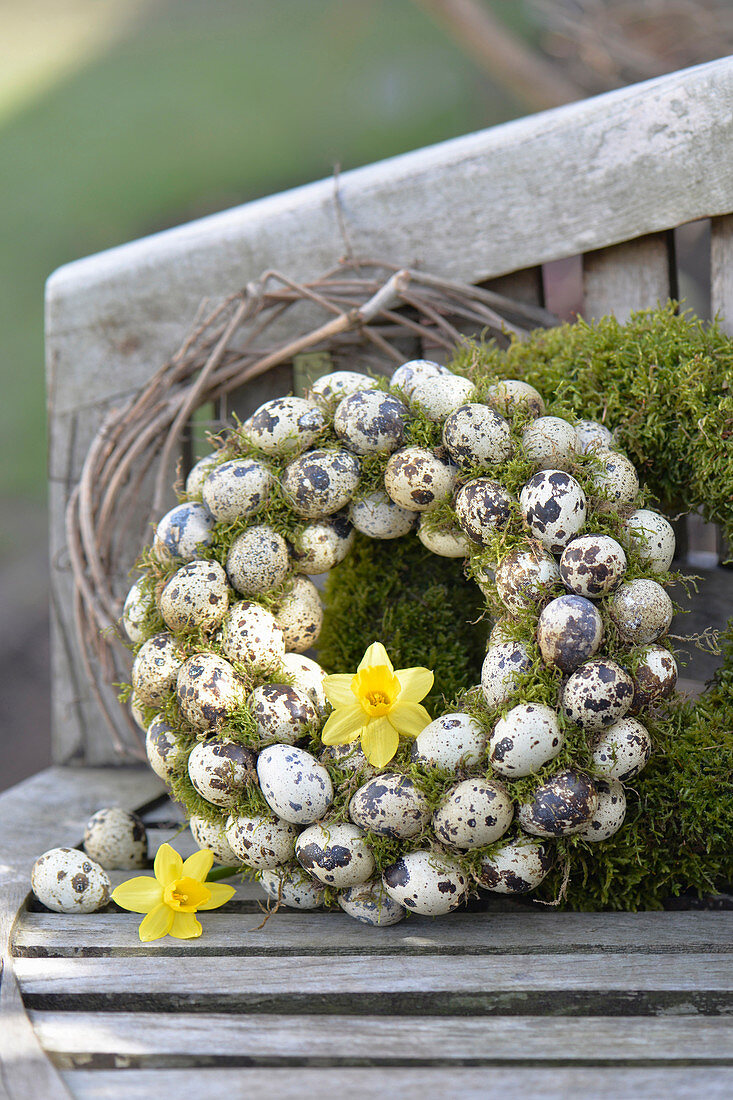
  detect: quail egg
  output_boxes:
[257,744,334,824]
[225,813,299,869]
[122,578,154,644]
[187,739,256,807]
[433,780,514,849]
[608,579,674,645]
[32,848,111,914]
[382,850,467,915]
[486,379,545,419]
[384,446,457,512]
[185,452,221,497]
[575,419,614,455]
[349,773,431,838]
[475,834,554,893]
[201,459,273,522]
[589,716,652,780]
[624,509,676,573]
[290,513,355,574]
[417,517,471,557]
[132,633,185,707]
[442,403,513,468]
[153,502,215,562]
[480,641,532,709]
[189,813,240,865]
[309,370,379,405]
[334,390,409,454]
[245,396,325,455]
[411,713,486,769]
[522,416,576,470]
[258,864,326,909]
[338,880,406,926]
[320,740,378,778]
[519,470,587,553]
[273,576,323,652]
[562,658,634,731]
[249,684,318,745]
[590,452,639,507]
[517,769,598,837]
[489,703,564,777]
[176,653,245,729]
[454,478,514,544]
[130,694,149,732]
[629,644,678,713]
[279,652,328,716]
[390,358,449,397]
[349,490,417,539]
[226,525,290,596]
[495,546,562,610]
[159,560,229,632]
[295,821,375,887]
[559,534,627,599]
[220,601,286,668]
[537,595,603,672]
[578,778,626,842]
[146,715,188,781]
[282,448,361,517]
[83,807,148,869]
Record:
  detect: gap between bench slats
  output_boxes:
[60,1065,733,1100]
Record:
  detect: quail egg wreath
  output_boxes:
[124,355,686,926]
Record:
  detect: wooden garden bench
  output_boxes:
[2,57,732,1100]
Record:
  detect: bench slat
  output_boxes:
[582,233,672,321]
[712,213,733,335]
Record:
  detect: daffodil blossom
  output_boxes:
[321,641,433,768]
[111,842,235,941]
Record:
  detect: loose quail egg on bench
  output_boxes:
[32,848,111,914]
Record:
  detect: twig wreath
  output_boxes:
[67,261,733,919]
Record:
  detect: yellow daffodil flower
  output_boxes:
[111,843,235,941]
[321,641,433,768]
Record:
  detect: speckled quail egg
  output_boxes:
[177,653,245,729]
[562,658,634,731]
[537,595,603,672]
[575,419,614,455]
[258,864,326,909]
[559,534,627,599]
[185,452,221,497]
[489,704,564,777]
[122,578,154,644]
[382,850,467,915]
[442,403,513,468]
[624,509,676,573]
[411,373,477,421]
[189,813,239,865]
[309,370,379,405]
[338,880,406,926]
[522,416,576,470]
[201,458,273,522]
[334,390,409,454]
[433,780,513,849]
[480,642,532,709]
[220,601,285,669]
[273,576,323,652]
[487,379,545,419]
[188,739,256,807]
[32,848,111,914]
[226,524,290,595]
[390,358,450,398]
[590,452,639,507]
[153,502,215,562]
[295,821,375,887]
[578,778,626,842]
[608,579,673,645]
[83,807,147,869]
[630,644,678,713]
[349,773,431,838]
[279,652,328,716]
[145,715,188,781]
[282,448,361,517]
[159,560,229,632]
[475,835,554,893]
[589,716,652,780]
[349,490,417,539]
[130,694,148,732]
[225,813,299,869]
[249,684,318,745]
[290,513,355,574]
[495,547,561,610]
[489,619,515,646]
[518,769,599,837]
[417,517,471,557]
[454,478,514,544]
[384,446,457,512]
[520,470,587,553]
[320,741,378,778]
[132,633,185,706]
[257,744,334,824]
[411,712,486,769]
[245,396,325,455]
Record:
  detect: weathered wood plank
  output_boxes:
[711,213,733,335]
[582,233,672,321]
[61,1066,733,1100]
[13,911,733,958]
[31,1012,733,1066]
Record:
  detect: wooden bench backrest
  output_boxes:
[46,58,733,766]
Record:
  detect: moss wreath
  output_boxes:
[113,290,732,922]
